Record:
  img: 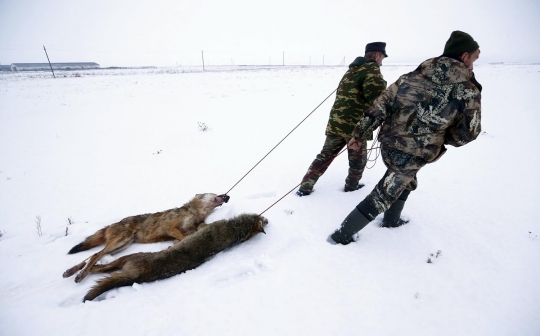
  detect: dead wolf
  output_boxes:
[63,193,230,283]
[83,213,268,302]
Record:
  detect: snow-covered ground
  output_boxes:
[1,63,539,336]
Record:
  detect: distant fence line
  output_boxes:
[0,47,353,68]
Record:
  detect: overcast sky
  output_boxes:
[1,0,539,67]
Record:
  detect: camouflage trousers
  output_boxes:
[365,145,427,213]
[299,135,367,192]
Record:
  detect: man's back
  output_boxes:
[326,57,386,139]
[362,56,481,162]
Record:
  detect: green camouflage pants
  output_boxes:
[365,145,427,213]
[299,135,367,192]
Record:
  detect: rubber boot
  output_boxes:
[327,199,378,245]
[344,183,365,192]
[296,189,312,197]
[380,189,411,228]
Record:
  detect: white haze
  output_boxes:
[1,0,539,67]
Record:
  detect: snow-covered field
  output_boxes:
[1,63,539,336]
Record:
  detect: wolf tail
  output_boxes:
[83,273,135,302]
[68,228,107,254]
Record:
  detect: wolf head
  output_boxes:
[191,193,230,215]
[243,214,267,240]
[255,215,268,234]
[195,193,229,205]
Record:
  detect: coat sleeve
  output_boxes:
[444,92,482,147]
[351,80,398,142]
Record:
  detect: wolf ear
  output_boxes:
[256,217,266,234]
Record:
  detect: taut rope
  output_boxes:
[225,88,338,195]
[258,143,381,216]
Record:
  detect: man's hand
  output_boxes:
[348,138,363,153]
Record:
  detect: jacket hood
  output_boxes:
[349,57,376,68]
[418,57,473,85]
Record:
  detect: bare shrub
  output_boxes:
[198,122,210,132]
[36,216,42,236]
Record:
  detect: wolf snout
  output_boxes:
[216,194,230,203]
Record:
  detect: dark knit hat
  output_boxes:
[365,42,388,57]
[443,31,479,55]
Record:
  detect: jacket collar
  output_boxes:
[349,57,376,68]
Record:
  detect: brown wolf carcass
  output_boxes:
[83,213,267,302]
[63,193,230,283]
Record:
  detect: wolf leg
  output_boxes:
[91,255,131,274]
[168,227,187,242]
[63,260,87,278]
[74,236,134,283]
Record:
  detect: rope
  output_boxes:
[256,113,418,215]
[225,87,338,195]
[258,147,347,216]
[258,143,380,217]
[222,88,398,216]
[365,127,382,169]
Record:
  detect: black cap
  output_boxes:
[443,31,479,56]
[365,42,388,57]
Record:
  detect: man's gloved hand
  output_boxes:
[347,138,363,153]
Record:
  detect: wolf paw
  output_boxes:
[74,273,85,283]
[62,269,75,278]
[63,261,86,278]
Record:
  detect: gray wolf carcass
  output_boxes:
[63,193,230,283]
[83,213,267,302]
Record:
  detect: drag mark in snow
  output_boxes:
[245,191,277,199]
[211,254,273,287]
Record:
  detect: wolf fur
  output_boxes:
[83,213,267,302]
[63,193,229,283]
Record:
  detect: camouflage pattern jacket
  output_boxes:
[325,57,387,140]
[352,57,481,162]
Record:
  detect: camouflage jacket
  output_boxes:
[352,57,481,162]
[325,57,387,139]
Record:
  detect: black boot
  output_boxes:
[344,183,365,192]
[296,189,312,197]
[380,190,411,228]
[327,199,378,245]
